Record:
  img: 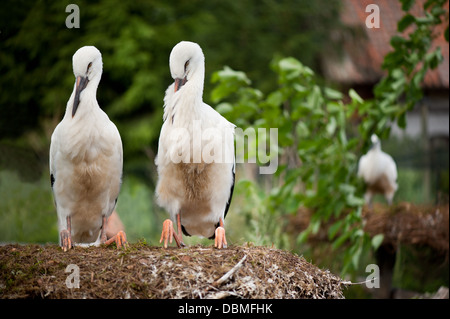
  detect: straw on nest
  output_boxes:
[0,243,345,299]
[288,202,449,254]
[363,203,449,253]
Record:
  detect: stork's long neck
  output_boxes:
[372,142,381,152]
[66,76,101,121]
[168,65,205,126]
[182,79,203,113]
[183,62,205,111]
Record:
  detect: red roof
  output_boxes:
[323,0,449,89]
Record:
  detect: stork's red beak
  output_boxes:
[174,76,187,92]
[73,76,89,117]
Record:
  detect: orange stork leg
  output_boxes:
[214,217,227,249]
[176,214,186,247]
[60,216,73,252]
[160,214,186,248]
[100,215,128,249]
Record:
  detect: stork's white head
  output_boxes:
[370,134,379,144]
[370,134,381,150]
[169,41,205,92]
[71,46,103,117]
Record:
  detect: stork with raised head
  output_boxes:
[50,46,127,251]
[357,134,398,206]
[155,41,235,249]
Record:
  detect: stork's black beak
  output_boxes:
[73,76,89,117]
[174,76,187,92]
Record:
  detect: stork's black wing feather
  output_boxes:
[50,173,57,207]
[223,161,235,220]
[209,159,235,239]
[210,161,235,239]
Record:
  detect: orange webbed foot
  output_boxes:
[214,226,227,249]
[104,230,128,249]
[160,219,185,248]
[60,229,72,252]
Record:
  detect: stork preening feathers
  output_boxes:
[358,134,398,206]
[155,41,236,249]
[50,46,127,251]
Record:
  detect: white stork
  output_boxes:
[155,41,235,249]
[49,46,127,251]
[358,134,398,206]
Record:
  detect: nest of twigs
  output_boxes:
[363,202,449,253]
[0,243,345,299]
[288,202,449,254]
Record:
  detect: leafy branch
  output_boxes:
[211,0,448,276]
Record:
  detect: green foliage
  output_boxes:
[211,0,448,276]
[0,169,164,245]
[392,244,449,293]
[0,0,343,173]
[115,175,161,244]
[374,0,448,133]
[212,57,371,274]
[0,170,57,243]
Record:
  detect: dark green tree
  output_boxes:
[0,0,343,180]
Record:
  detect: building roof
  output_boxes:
[322,0,449,89]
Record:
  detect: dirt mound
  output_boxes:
[0,243,345,299]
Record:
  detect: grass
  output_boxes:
[0,170,164,245]
[0,170,57,243]
[115,175,160,244]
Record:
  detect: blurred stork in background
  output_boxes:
[358,134,398,207]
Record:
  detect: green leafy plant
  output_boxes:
[371,0,448,136]
[212,58,373,274]
[211,0,448,275]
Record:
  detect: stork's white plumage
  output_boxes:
[49,46,126,251]
[358,134,398,206]
[155,41,235,249]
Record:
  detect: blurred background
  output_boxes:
[0,0,448,298]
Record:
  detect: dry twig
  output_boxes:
[213,254,247,286]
